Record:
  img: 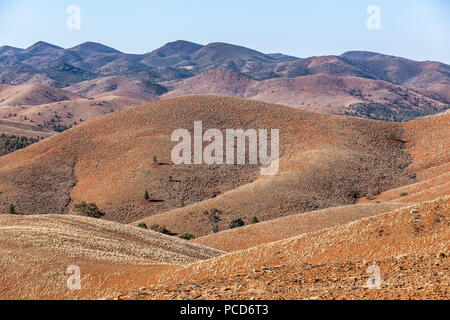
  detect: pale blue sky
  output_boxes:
[0,0,448,62]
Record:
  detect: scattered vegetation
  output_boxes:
[0,133,41,156]
[73,201,105,219]
[137,223,148,229]
[251,217,260,224]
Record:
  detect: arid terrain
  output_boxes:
[0,41,448,300]
[0,94,447,300]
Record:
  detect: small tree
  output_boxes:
[144,190,149,200]
[8,204,15,214]
[73,201,104,219]
[230,218,245,229]
[203,209,222,234]
[251,217,259,224]
[153,156,158,164]
[137,223,148,229]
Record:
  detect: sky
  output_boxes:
[0,0,449,63]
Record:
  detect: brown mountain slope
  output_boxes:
[0,214,222,299]
[65,76,167,100]
[0,83,82,106]
[0,95,148,131]
[163,69,448,121]
[359,112,450,205]
[193,112,449,251]
[137,110,447,237]
[193,202,405,252]
[0,96,414,225]
[124,196,449,300]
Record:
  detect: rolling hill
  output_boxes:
[0,213,222,299]
[0,95,420,227]
[0,95,447,300]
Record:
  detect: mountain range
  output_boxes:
[0,40,448,132]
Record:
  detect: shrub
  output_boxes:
[230,218,245,229]
[153,156,158,164]
[8,204,15,214]
[73,201,104,219]
[137,223,148,229]
[251,217,259,224]
[144,190,149,200]
[400,192,408,197]
[150,224,175,235]
[203,209,222,234]
[180,233,195,241]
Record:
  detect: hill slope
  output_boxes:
[124,196,449,300]
[164,69,448,121]
[0,96,417,228]
[0,214,222,299]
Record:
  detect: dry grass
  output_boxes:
[0,214,222,300]
[121,197,449,300]
[194,202,405,252]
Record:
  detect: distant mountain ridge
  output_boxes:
[0,40,449,122]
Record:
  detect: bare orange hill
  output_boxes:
[0,82,150,136]
[0,95,418,227]
[0,83,82,107]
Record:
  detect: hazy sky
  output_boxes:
[0,0,448,63]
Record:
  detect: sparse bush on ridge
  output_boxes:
[203,209,222,234]
[251,217,259,224]
[73,201,104,219]
[150,224,175,236]
[8,204,16,214]
[230,218,245,229]
[180,233,195,240]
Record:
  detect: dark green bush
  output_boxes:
[73,201,104,219]
[230,218,245,229]
[180,233,195,240]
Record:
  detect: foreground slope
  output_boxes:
[0,214,222,299]
[193,202,405,252]
[123,197,449,300]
